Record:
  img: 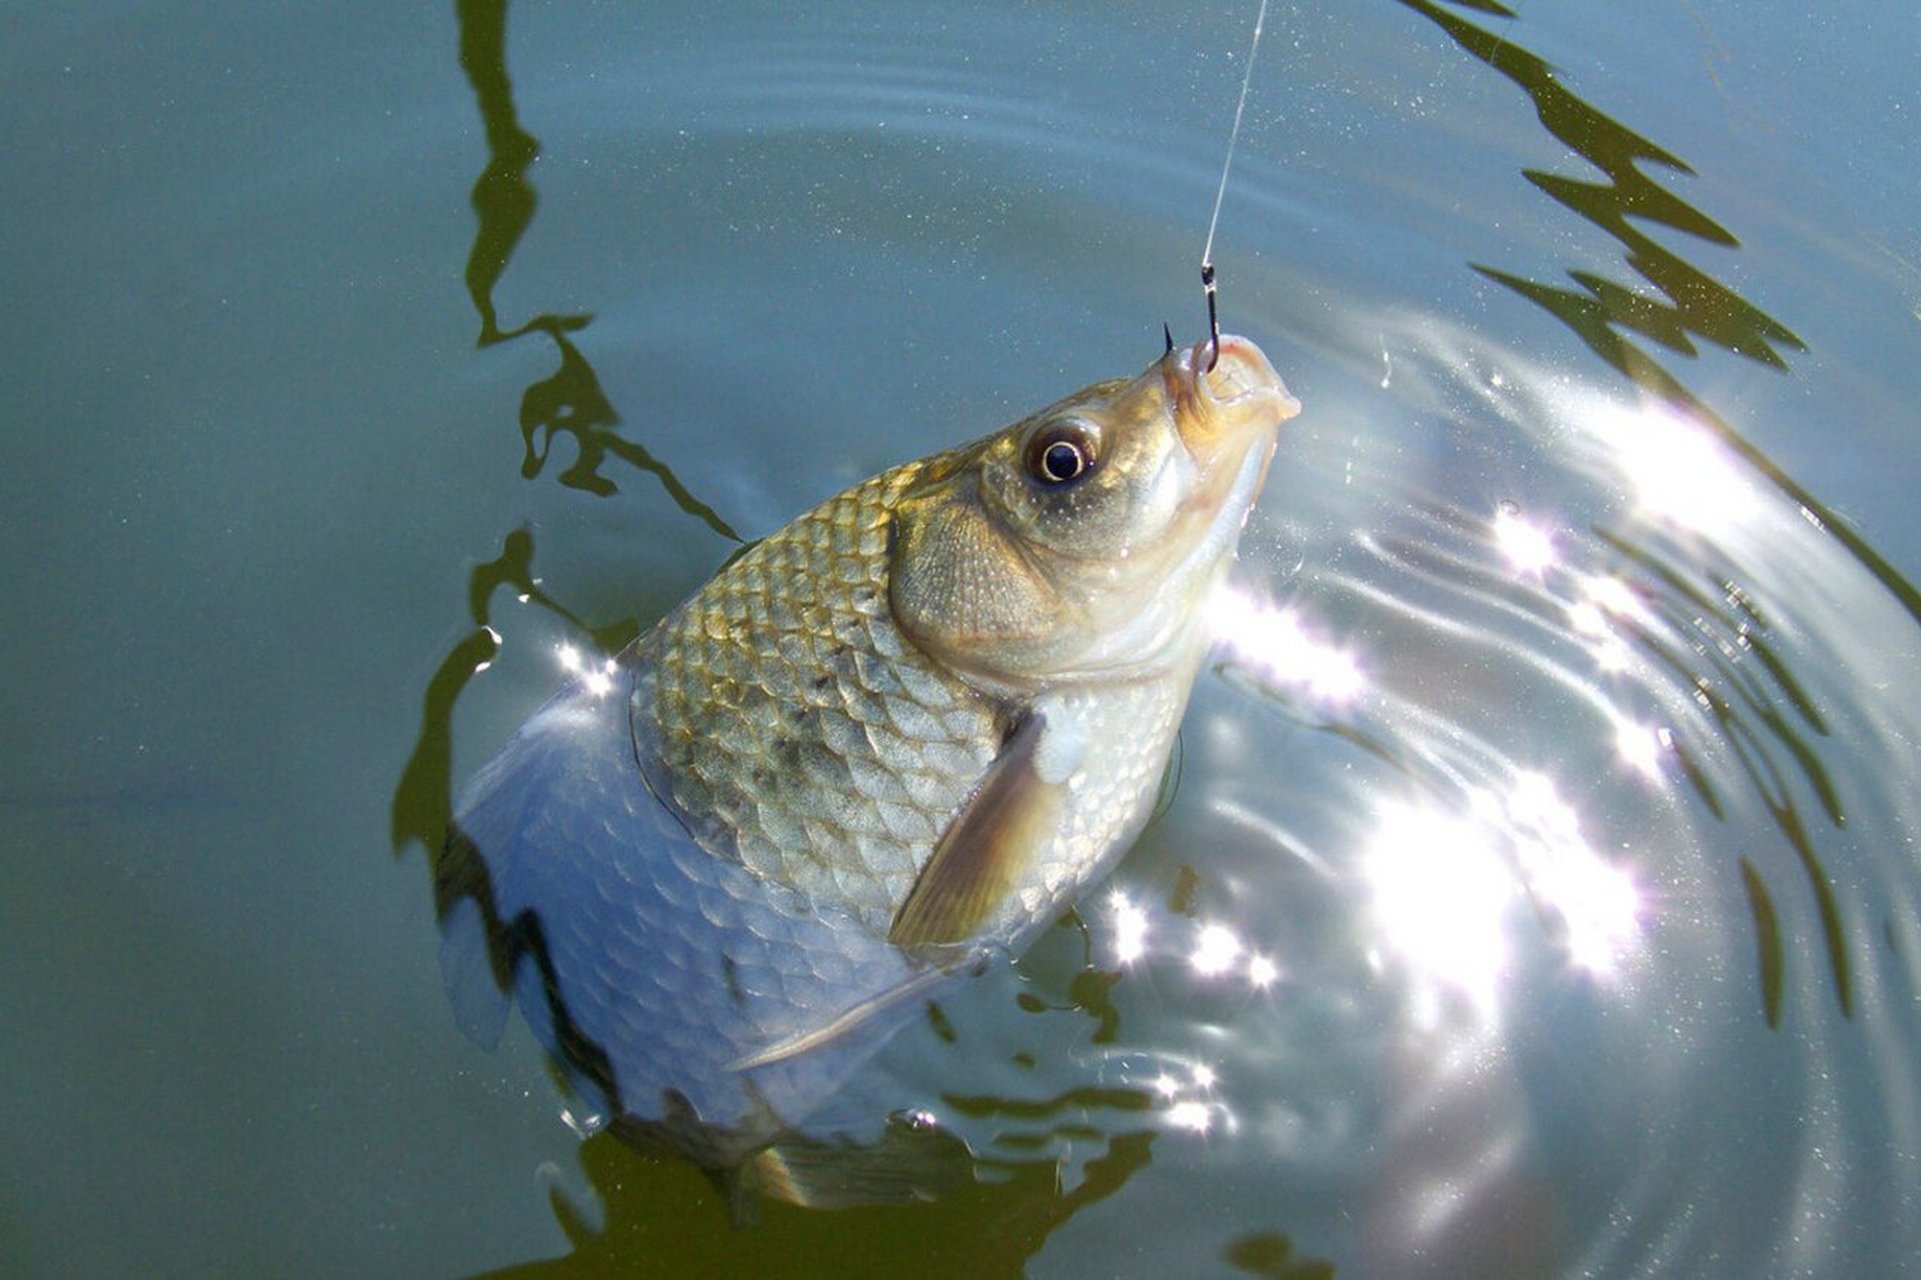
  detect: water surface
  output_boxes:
[3,1,1919,1276]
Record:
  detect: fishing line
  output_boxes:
[1200,0,1269,371]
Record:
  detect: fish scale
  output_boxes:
[439,674,940,1147]
[646,460,1001,935]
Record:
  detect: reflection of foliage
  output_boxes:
[943,1084,1154,1126]
[514,317,741,536]
[1008,914,1127,1044]
[1739,856,1786,1027]
[1402,0,1804,371]
[456,0,539,347]
[1403,0,1899,1022]
[394,3,739,874]
[393,6,743,1125]
[1224,1231,1338,1280]
[476,1126,1155,1279]
[1406,1,1919,624]
[1596,531,1852,1018]
[453,0,743,532]
[391,530,640,882]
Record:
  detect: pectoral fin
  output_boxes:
[889,711,1061,948]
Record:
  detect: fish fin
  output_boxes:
[727,960,965,1071]
[888,710,1061,948]
[749,1117,978,1208]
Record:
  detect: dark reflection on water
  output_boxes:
[391,0,736,888]
[1402,0,1806,370]
[393,0,729,870]
[1589,528,1853,1016]
[1222,1233,1337,1280]
[457,0,539,348]
[1739,855,1786,1026]
[456,0,742,530]
[393,529,640,862]
[476,1128,1155,1279]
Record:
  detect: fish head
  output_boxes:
[890,334,1300,690]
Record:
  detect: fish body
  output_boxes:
[441,335,1298,1152]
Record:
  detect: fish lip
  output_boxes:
[1165,334,1300,431]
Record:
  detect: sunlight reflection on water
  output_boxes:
[1581,394,1761,535]
[554,641,619,698]
[1206,584,1365,706]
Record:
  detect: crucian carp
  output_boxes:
[440,333,1298,1157]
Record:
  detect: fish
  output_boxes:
[438,333,1299,1169]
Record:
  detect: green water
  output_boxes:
[4,2,1919,1276]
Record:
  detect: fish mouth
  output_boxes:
[1169,334,1296,587]
[1165,333,1300,462]
[1058,334,1295,682]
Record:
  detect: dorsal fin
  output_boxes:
[889,711,1061,948]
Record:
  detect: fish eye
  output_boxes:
[1025,422,1097,486]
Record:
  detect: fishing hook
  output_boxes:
[1201,263,1220,373]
